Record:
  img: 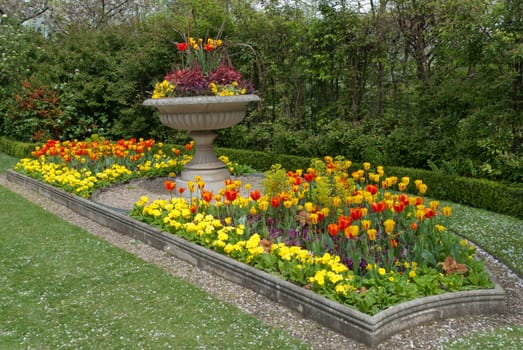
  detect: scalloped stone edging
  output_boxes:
[6,170,507,347]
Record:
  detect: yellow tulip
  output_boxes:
[384,219,395,235]
[367,229,377,241]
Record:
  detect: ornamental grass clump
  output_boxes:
[131,156,494,315]
[151,15,255,98]
[14,137,193,198]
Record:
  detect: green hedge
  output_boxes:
[0,136,36,159]
[1,137,521,219]
[216,147,310,173]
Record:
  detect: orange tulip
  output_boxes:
[201,190,213,203]
[328,223,339,237]
[389,238,398,248]
[337,215,352,231]
[164,180,176,192]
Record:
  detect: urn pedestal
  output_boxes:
[143,95,259,193]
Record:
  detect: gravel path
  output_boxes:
[1,174,522,349]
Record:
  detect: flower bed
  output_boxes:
[13,139,495,315]
[14,137,193,198]
[130,158,495,315]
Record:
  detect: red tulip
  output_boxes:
[393,201,405,213]
[350,207,363,220]
[250,190,261,201]
[424,208,435,219]
[304,172,315,183]
[225,189,238,202]
[371,201,387,213]
[365,184,378,195]
[176,42,188,51]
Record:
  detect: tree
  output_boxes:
[0,0,168,30]
[0,0,50,24]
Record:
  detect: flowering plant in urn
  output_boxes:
[151,18,255,98]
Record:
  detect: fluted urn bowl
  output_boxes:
[143,95,260,189]
[143,95,260,131]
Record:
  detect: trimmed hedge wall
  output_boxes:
[1,137,521,219]
[216,147,310,173]
[0,136,36,159]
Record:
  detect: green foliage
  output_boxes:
[1,0,521,184]
[1,80,78,142]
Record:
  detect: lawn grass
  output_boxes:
[0,153,17,173]
[446,201,523,278]
[0,154,309,349]
[443,326,523,349]
[1,152,522,348]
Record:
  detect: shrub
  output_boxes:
[1,79,110,142]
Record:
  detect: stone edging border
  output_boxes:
[6,170,507,347]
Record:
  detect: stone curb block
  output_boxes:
[6,170,507,347]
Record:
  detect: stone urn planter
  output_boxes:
[144,95,260,188]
